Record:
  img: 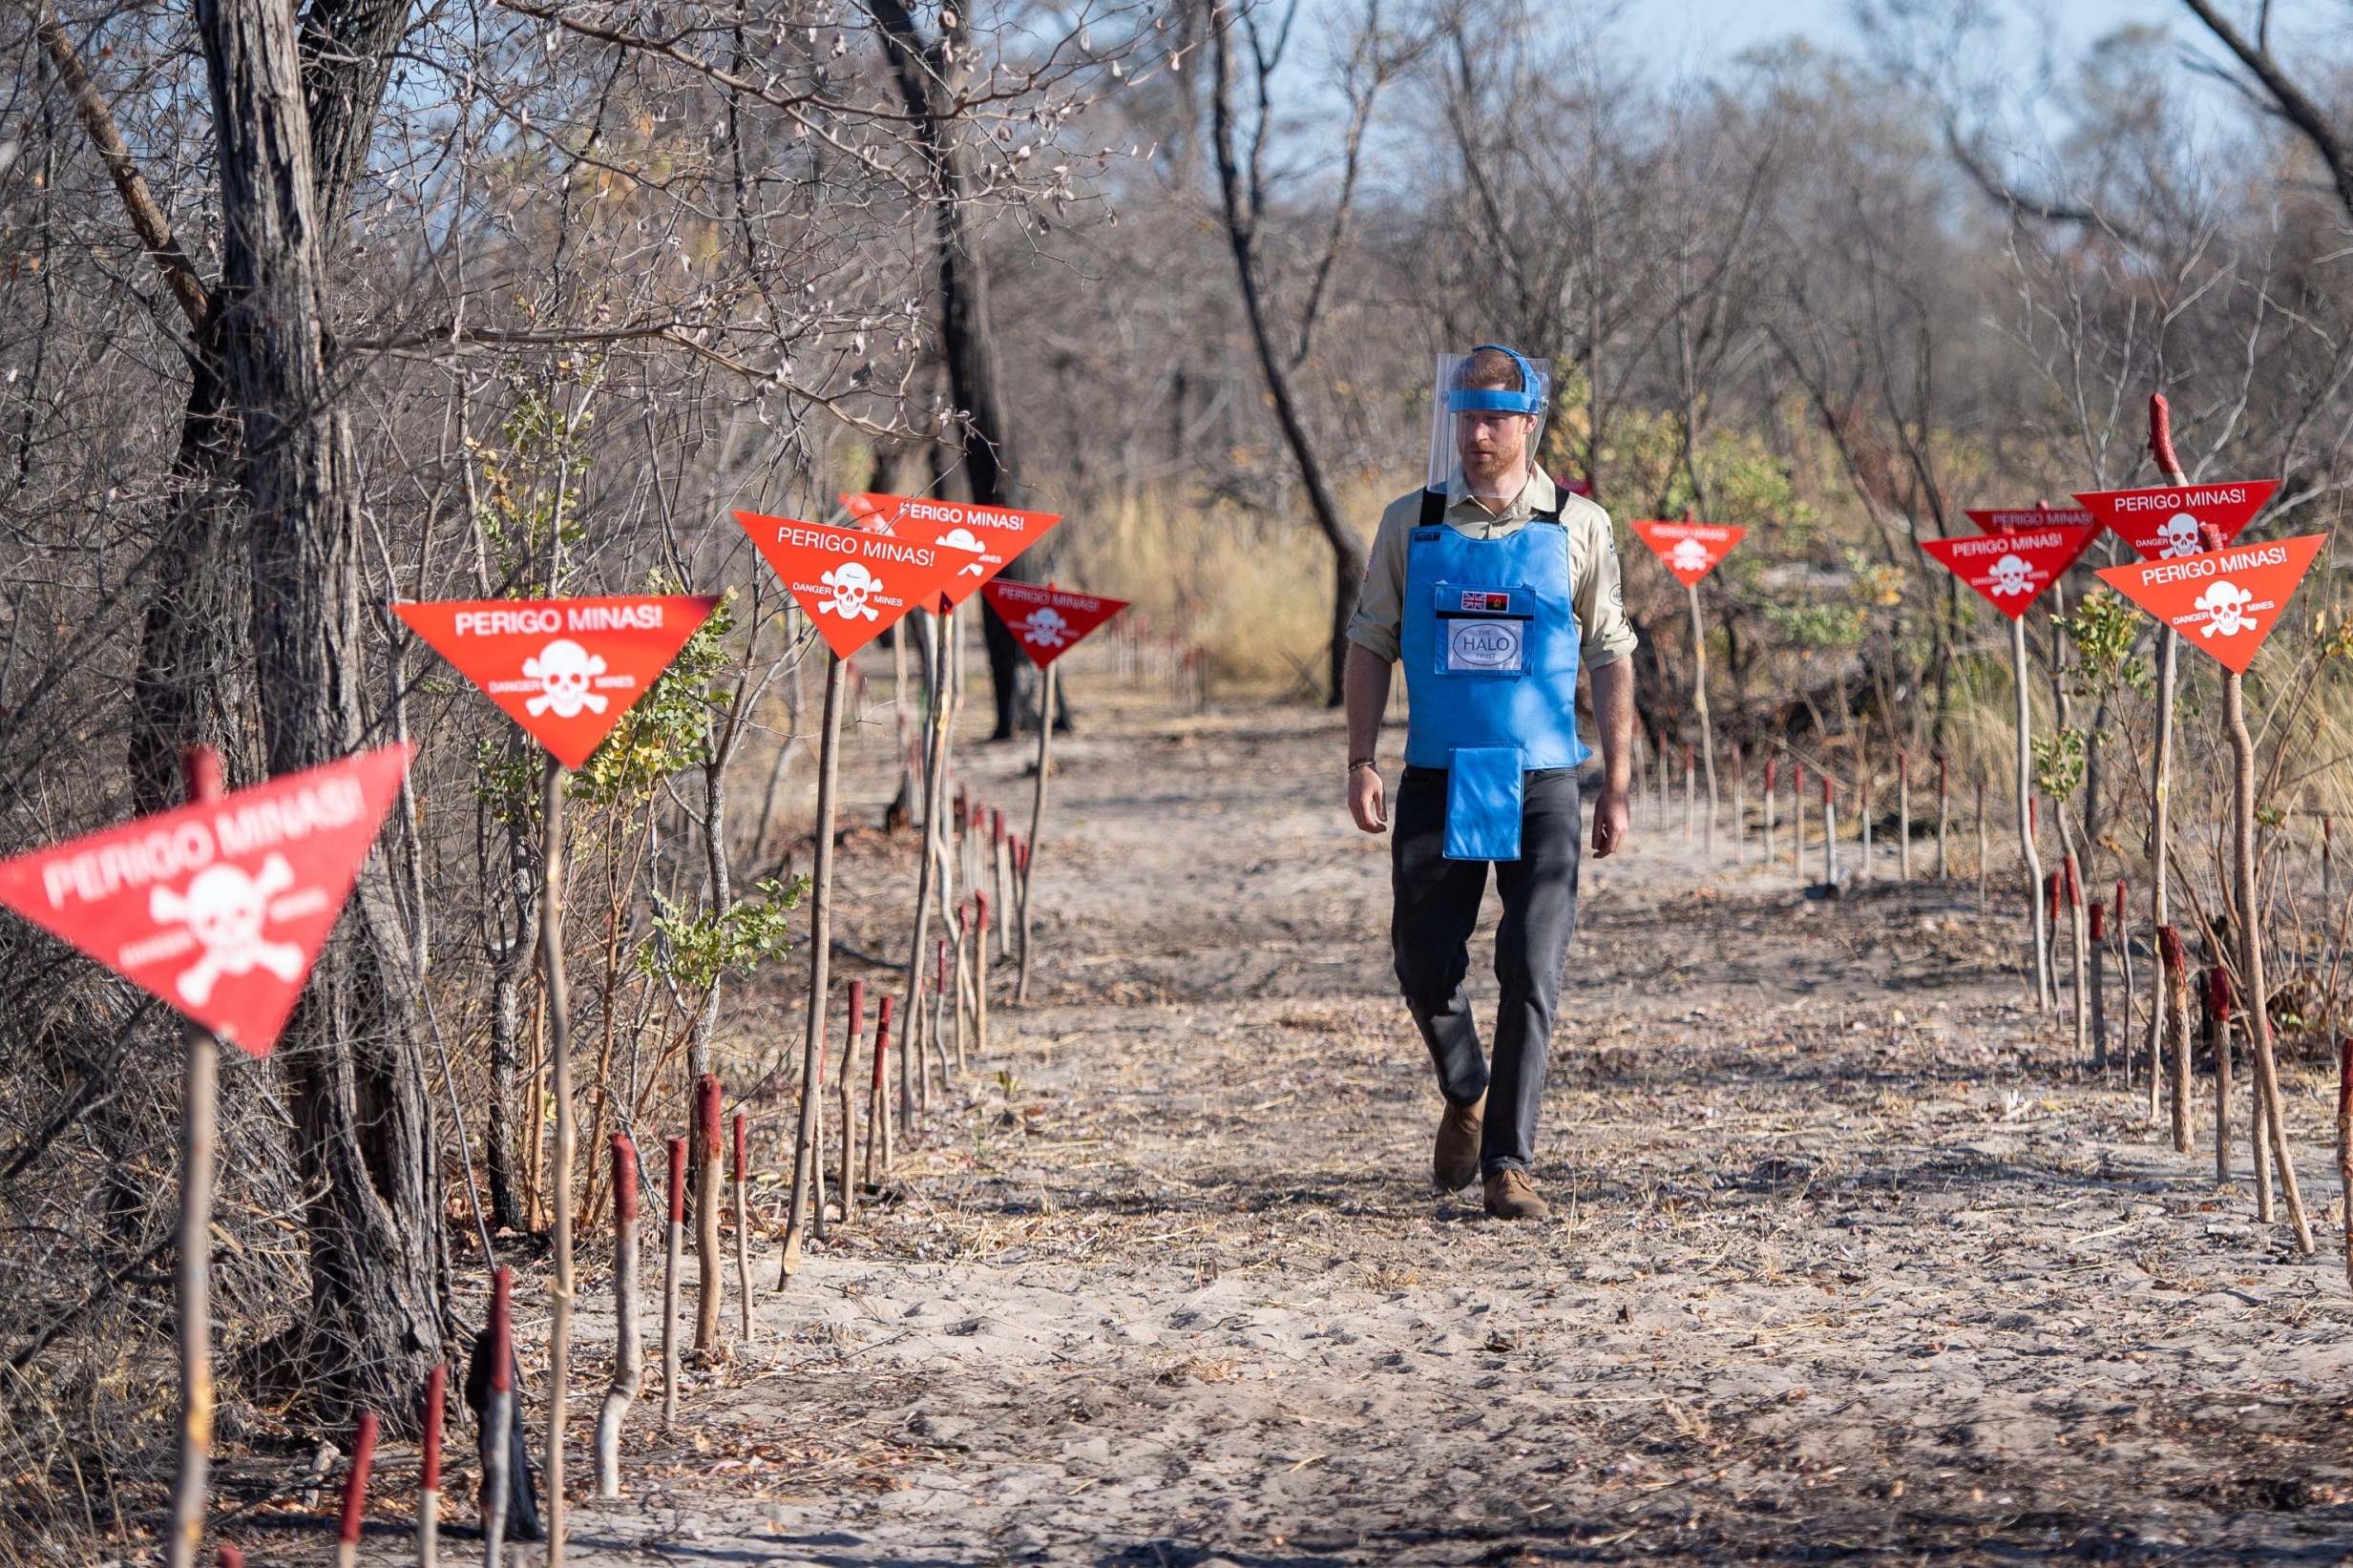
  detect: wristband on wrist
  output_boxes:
[1348,758,1378,773]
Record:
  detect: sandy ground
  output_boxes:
[325,675,2353,1566]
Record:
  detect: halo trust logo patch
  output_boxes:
[1447,619,1523,670]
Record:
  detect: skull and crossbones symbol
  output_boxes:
[1021,607,1071,649]
[522,638,608,718]
[2195,579,2256,638]
[1987,553,2034,596]
[1670,538,1712,575]
[150,856,305,1007]
[819,561,882,620]
[2157,512,2203,558]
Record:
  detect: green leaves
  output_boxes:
[641,875,809,993]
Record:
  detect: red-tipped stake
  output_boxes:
[930,941,950,1124]
[952,908,973,1073]
[1732,742,1747,852]
[661,1139,684,1432]
[838,982,866,1226]
[418,1364,444,1568]
[166,748,223,1568]
[218,1549,243,1568]
[991,807,1011,971]
[697,1074,727,1335]
[2158,927,2193,1156]
[731,1112,753,1340]
[1762,756,1779,866]
[594,1135,643,1497]
[481,1265,515,1565]
[335,1411,377,1568]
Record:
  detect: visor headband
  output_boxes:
[1444,344,1544,415]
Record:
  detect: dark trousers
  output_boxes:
[1390,766,1581,1176]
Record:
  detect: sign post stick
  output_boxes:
[1762,756,1777,865]
[903,608,954,1139]
[593,1135,641,1498]
[2142,399,2190,1128]
[535,757,576,1565]
[335,1412,377,1568]
[660,1139,683,1432]
[1688,577,1716,857]
[166,748,223,1568]
[780,654,847,1286]
[1020,661,1058,1004]
[2009,609,2053,1012]
[1936,755,1949,879]
[1791,762,1804,878]
[2226,628,2315,1251]
[694,1075,723,1336]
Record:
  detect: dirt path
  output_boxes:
[392,691,2353,1565]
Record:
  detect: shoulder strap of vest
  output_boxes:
[1417,488,1446,530]
[1535,473,1569,522]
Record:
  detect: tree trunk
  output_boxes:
[197,0,446,1426]
[871,2,1049,742]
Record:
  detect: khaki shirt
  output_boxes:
[1345,470,1639,668]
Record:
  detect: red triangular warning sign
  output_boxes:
[0,746,411,1056]
[2093,533,2327,674]
[1628,519,1747,587]
[1924,516,2101,618]
[840,492,1061,611]
[980,580,1131,669]
[395,596,719,770]
[2073,479,2280,562]
[732,512,966,659]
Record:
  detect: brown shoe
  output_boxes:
[1433,1094,1484,1192]
[1483,1168,1548,1221]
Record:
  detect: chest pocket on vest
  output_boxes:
[1431,583,1532,679]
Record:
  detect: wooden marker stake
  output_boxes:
[782,652,849,1285]
[2065,852,2090,1059]
[2159,926,2193,1155]
[336,1411,378,1568]
[732,1113,753,1339]
[1898,749,1912,881]
[593,1135,641,1497]
[2088,899,2110,1072]
[1019,660,1060,1003]
[2337,1038,2352,1292]
[1791,761,1805,878]
[974,889,994,1060]
[166,748,224,1568]
[1762,756,1778,865]
[866,996,894,1188]
[1820,777,1838,887]
[695,1075,725,1332]
[1936,755,1949,879]
[419,1364,444,1568]
[660,1139,683,1432]
[838,982,865,1224]
[480,1265,515,1567]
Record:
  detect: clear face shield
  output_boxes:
[1426,345,1552,503]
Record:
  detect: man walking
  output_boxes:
[1343,345,1638,1221]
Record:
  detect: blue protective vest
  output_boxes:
[1398,489,1586,859]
